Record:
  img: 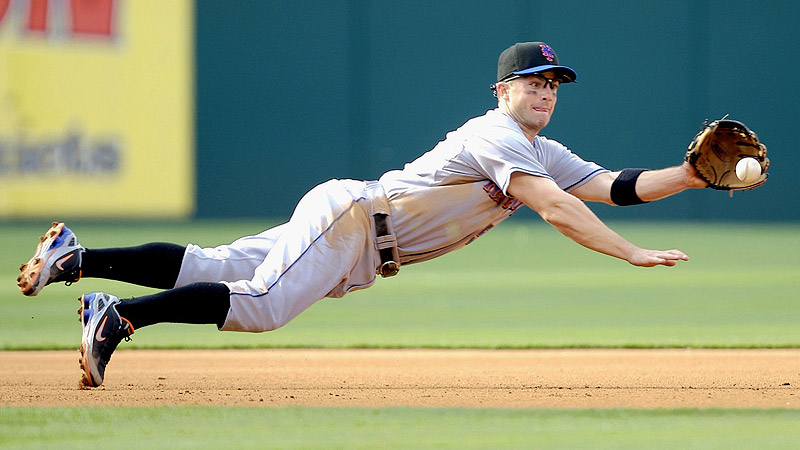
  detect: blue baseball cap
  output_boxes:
[496,42,577,83]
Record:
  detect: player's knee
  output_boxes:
[221,301,296,333]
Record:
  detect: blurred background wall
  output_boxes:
[194,0,796,221]
[2,0,797,221]
[0,0,194,218]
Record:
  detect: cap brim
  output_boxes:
[513,65,577,83]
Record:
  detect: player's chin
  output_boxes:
[526,114,551,130]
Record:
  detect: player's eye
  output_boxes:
[529,75,560,92]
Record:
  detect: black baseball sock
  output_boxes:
[82,243,186,289]
[115,282,231,330]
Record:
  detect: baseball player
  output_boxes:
[18,42,708,387]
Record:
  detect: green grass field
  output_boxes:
[1,220,798,350]
[2,407,800,450]
[2,220,799,448]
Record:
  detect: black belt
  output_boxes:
[374,213,400,278]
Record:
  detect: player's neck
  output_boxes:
[498,104,543,143]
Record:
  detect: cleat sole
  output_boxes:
[78,331,96,387]
[77,294,100,388]
[17,223,65,296]
[16,222,82,297]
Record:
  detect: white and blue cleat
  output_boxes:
[18,222,84,296]
[78,292,134,387]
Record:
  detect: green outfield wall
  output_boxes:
[195,0,797,221]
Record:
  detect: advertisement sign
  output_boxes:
[0,0,194,218]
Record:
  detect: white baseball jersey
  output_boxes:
[380,107,607,264]
[176,107,607,332]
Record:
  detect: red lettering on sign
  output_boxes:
[20,0,114,37]
[0,0,11,26]
[70,0,113,36]
[27,0,48,33]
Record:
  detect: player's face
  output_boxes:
[500,71,559,139]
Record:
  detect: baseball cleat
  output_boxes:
[17,222,84,296]
[78,292,134,388]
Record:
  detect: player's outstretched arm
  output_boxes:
[508,172,689,267]
[570,162,707,205]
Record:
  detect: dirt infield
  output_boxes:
[2,349,799,409]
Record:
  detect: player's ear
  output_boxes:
[496,81,510,99]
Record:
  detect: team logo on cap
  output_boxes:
[540,44,555,62]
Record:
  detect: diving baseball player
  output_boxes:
[18,42,709,387]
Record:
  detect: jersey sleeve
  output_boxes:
[461,128,550,195]
[532,137,608,192]
[461,125,607,195]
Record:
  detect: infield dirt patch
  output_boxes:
[2,349,799,409]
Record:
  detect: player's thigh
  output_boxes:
[222,180,377,331]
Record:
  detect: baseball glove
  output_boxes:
[685,118,769,190]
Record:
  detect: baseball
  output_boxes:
[735,157,762,183]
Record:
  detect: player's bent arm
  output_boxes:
[507,172,689,267]
[570,162,707,205]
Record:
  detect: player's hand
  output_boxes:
[681,161,709,189]
[628,248,689,267]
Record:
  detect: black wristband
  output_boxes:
[610,168,649,206]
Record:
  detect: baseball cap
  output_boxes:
[496,42,577,83]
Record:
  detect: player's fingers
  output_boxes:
[669,249,689,260]
[631,249,688,267]
[653,250,689,267]
[661,249,689,261]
